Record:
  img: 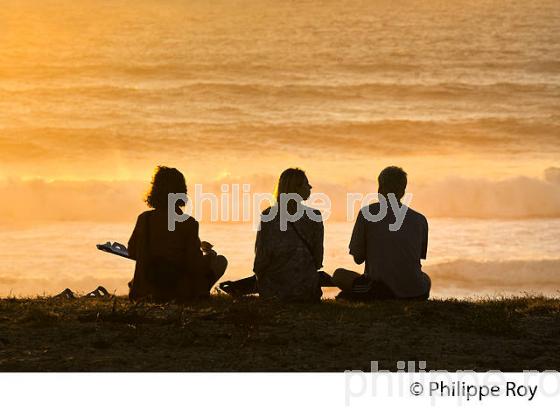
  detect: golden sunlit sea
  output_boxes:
[0,0,559,297]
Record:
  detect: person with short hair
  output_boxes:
[333,166,431,300]
[128,166,228,302]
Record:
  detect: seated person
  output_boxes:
[220,168,332,302]
[333,166,431,300]
[128,166,227,303]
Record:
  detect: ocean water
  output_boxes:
[0,0,559,298]
[0,0,559,181]
[1,219,559,298]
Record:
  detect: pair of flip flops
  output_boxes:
[218,281,240,297]
[54,286,111,300]
[218,280,258,297]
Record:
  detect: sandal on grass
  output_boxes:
[84,286,111,299]
[218,281,241,297]
[54,288,76,300]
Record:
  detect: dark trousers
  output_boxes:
[337,272,431,301]
[222,271,335,296]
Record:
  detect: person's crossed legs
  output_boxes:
[333,268,431,301]
[204,253,228,291]
[219,271,335,297]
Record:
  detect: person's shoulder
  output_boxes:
[359,203,381,218]
[261,206,274,216]
[173,213,199,230]
[259,206,277,225]
[406,207,428,224]
[136,210,154,222]
[183,214,199,226]
[303,205,322,219]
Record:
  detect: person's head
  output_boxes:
[378,166,407,200]
[274,168,312,202]
[145,166,187,210]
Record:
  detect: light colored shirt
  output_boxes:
[350,203,429,298]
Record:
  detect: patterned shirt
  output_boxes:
[254,205,324,302]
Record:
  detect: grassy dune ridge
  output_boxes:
[0,295,559,371]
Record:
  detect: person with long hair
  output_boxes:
[220,168,331,302]
[127,166,227,302]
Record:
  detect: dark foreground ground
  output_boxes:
[0,295,559,371]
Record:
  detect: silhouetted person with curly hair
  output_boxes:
[128,166,227,302]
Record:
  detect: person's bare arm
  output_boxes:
[253,217,271,277]
[185,220,204,260]
[421,217,429,260]
[349,210,367,265]
[315,216,325,269]
[127,215,143,261]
